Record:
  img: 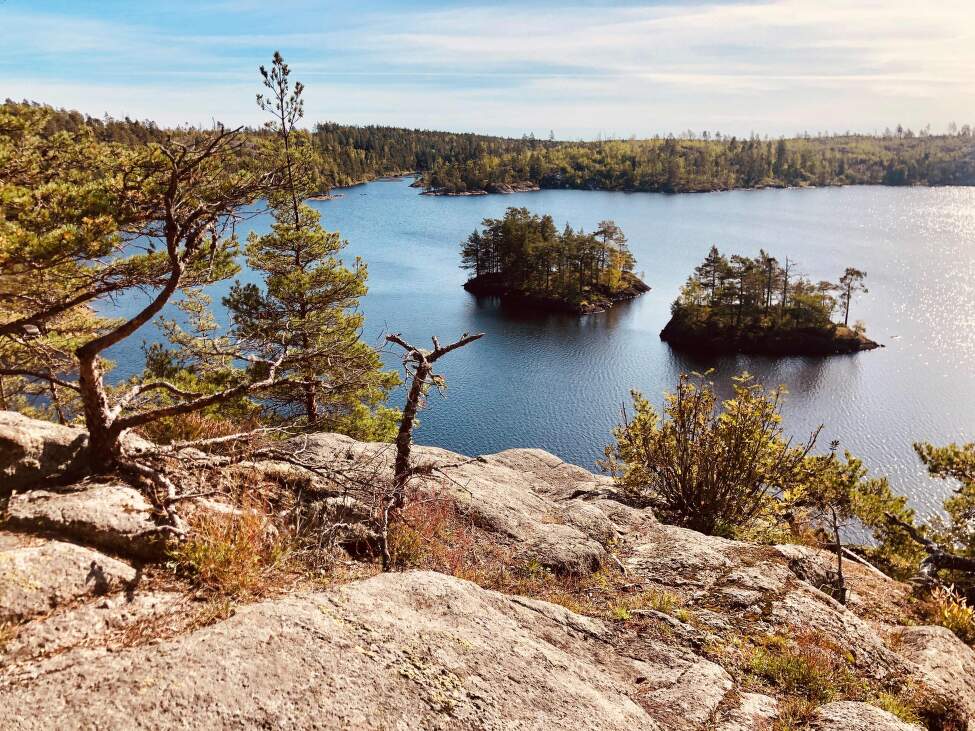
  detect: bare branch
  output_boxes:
[0,369,81,392]
[884,511,975,579]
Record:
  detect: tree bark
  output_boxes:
[885,512,975,580]
[77,353,117,471]
[393,359,431,499]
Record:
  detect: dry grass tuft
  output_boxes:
[728,630,948,730]
[168,497,294,599]
[137,411,263,447]
[386,492,691,622]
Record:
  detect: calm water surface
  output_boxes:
[105,180,975,517]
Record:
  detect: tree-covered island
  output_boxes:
[460,208,649,314]
[661,246,878,355]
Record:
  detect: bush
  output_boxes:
[603,372,817,536]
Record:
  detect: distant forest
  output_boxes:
[16,101,975,195]
[421,134,975,194]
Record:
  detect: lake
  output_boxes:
[105,179,975,517]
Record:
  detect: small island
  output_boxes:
[461,208,650,314]
[661,246,879,355]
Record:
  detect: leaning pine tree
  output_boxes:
[224,52,398,439]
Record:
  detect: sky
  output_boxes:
[2,0,974,139]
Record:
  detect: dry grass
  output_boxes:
[168,500,292,599]
[385,493,702,624]
[746,632,863,705]
[728,630,950,731]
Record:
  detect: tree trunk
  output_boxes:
[393,360,431,500]
[305,383,318,427]
[77,354,119,471]
[49,381,66,425]
[831,510,847,605]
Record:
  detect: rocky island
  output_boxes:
[661,246,879,355]
[461,207,649,314]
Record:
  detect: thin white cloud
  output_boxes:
[3,1,974,136]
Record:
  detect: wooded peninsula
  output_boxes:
[460,208,649,314]
[661,246,878,355]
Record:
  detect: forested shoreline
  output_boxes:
[421,133,975,194]
[11,100,975,196]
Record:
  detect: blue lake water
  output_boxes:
[104,179,975,517]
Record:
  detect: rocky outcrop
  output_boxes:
[464,271,650,315]
[5,482,165,559]
[810,701,922,730]
[290,433,614,573]
[0,535,137,622]
[1,591,180,663]
[893,625,975,722]
[0,571,729,730]
[0,411,89,493]
[0,410,152,495]
[1,412,972,730]
[660,316,880,356]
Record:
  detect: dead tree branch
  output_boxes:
[380,331,483,570]
[884,511,975,582]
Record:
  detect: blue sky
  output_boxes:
[3,1,973,138]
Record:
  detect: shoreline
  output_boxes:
[659,318,882,356]
[464,272,650,315]
[414,180,966,198]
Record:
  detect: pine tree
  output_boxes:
[837,267,868,326]
[224,53,397,437]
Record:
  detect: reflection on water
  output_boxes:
[100,179,975,517]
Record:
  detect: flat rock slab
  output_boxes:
[0,540,137,622]
[0,571,738,730]
[4,483,164,560]
[810,701,922,730]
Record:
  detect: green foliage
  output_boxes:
[20,101,975,197]
[462,208,636,306]
[915,442,975,549]
[602,372,817,536]
[671,246,863,335]
[837,267,868,326]
[0,102,124,419]
[914,441,975,594]
[422,133,975,195]
[1,57,399,461]
[844,463,925,578]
